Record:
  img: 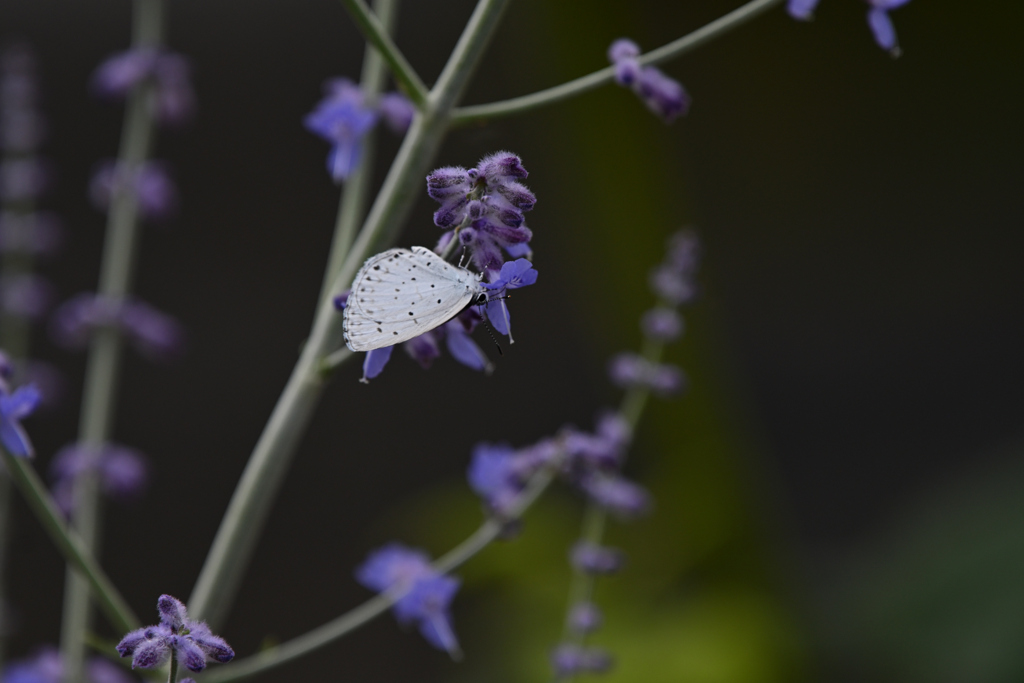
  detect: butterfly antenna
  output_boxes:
[481,316,504,356]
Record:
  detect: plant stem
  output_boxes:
[187,0,510,630]
[337,0,428,107]
[0,450,139,634]
[317,0,399,307]
[60,0,164,677]
[450,0,784,125]
[167,652,178,683]
[199,462,558,683]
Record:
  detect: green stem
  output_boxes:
[451,0,784,125]
[60,0,164,676]
[167,651,178,683]
[199,461,558,683]
[337,0,428,107]
[317,0,400,305]
[0,451,139,633]
[187,0,511,630]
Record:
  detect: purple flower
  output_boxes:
[0,381,40,457]
[787,0,821,20]
[568,602,603,635]
[377,92,416,133]
[355,544,462,656]
[1,44,46,154]
[641,307,683,341]
[550,643,613,677]
[0,275,53,319]
[50,294,183,361]
[867,0,912,55]
[570,541,625,575]
[305,79,379,182]
[116,595,234,672]
[92,50,196,125]
[50,443,148,515]
[467,442,522,513]
[0,211,63,256]
[89,161,178,220]
[358,306,495,382]
[480,258,538,339]
[608,353,686,396]
[580,474,651,518]
[607,39,691,123]
[426,153,536,273]
[0,158,48,202]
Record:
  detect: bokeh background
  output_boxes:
[2,0,1023,681]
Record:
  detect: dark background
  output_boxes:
[2,0,1022,681]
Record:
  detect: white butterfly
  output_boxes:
[343,246,485,352]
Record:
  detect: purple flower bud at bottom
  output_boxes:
[641,307,683,342]
[570,541,625,575]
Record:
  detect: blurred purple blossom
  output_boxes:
[641,307,683,341]
[787,0,913,54]
[356,544,462,656]
[305,79,414,182]
[0,158,49,202]
[0,380,39,458]
[608,352,685,396]
[1,44,46,153]
[568,602,603,635]
[550,643,613,677]
[92,49,196,125]
[607,38,691,123]
[49,443,148,516]
[1,647,135,683]
[580,474,651,518]
[570,541,625,575]
[0,274,53,319]
[50,293,184,361]
[0,211,63,256]
[427,152,535,273]
[89,160,178,220]
[786,0,820,20]
[116,595,234,672]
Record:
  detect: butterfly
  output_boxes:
[343,247,485,352]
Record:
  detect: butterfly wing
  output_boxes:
[344,247,481,352]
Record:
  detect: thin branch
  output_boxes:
[1,451,139,634]
[337,0,429,107]
[201,464,558,683]
[450,0,784,125]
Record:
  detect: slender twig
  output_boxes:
[337,0,429,107]
[0,451,139,634]
[450,0,784,125]
[187,0,513,631]
[318,0,400,306]
[200,463,558,683]
[60,0,164,677]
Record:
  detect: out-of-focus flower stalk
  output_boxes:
[59,0,166,678]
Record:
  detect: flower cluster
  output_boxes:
[92,49,196,125]
[427,152,536,274]
[355,544,461,656]
[0,647,134,683]
[788,0,913,55]
[50,293,184,361]
[116,595,234,673]
[0,353,40,459]
[607,39,691,123]
[49,443,148,516]
[467,411,649,520]
[89,160,178,221]
[305,78,415,182]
